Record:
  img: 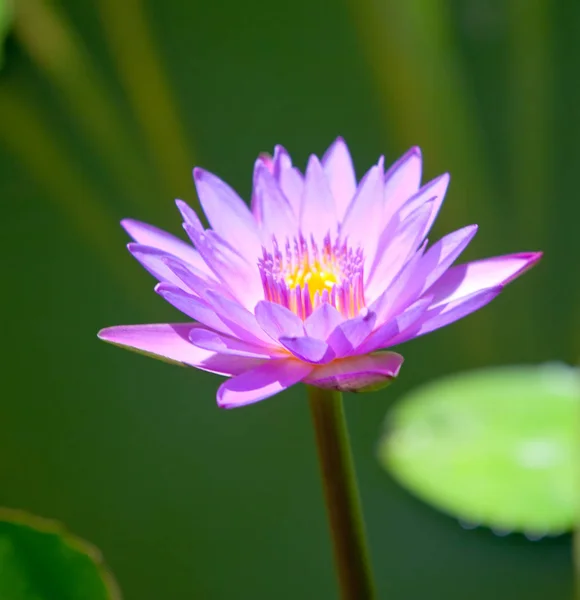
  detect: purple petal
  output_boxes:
[278,336,334,363]
[253,161,299,241]
[255,300,305,341]
[97,323,265,375]
[272,145,304,215]
[161,255,229,297]
[155,283,239,336]
[321,137,357,220]
[128,244,192,290]
[394,286,503,344]
[185,225,263,309]
[327,309,376,357]
[357,296,433,354]
[193,168,262,258]
[428,252,542,306]
[189,327,282,358]
[369,240,428,325]
[304,351,404,392]
[217,359,313,408]
[365,200,434,301]
[175,199,204,232]
[205,291,276,347]
[304,303,344,341]
[397,173,450,238]
[300,155,338,240]
[382,147,422,224]
[340,161,384,261]
[121,219,209,274]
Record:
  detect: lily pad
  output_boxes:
[379,363,579,536]
[0,508,122,599]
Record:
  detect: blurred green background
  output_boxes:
[0,0,576,598]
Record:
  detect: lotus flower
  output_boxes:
[98,139,541,408]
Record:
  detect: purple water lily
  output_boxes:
[98,139,541,408]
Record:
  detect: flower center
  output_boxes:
[258,234,365,319]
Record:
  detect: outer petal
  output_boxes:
[189,328,284,358]
[121,219,209,274]
[217,359,313,408]
[97,323,265,375]
[300,155,338,240]
[193,168,262,258]
[304,351,404,392]
[382,147,422,224]
[428,252,542,306]
[322,137,357,220]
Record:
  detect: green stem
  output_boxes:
[307,386,376,600]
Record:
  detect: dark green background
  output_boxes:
[0,0,576,598]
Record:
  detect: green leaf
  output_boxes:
[378,363,579,537]
[0,508,122,599]
[0,0,12,69]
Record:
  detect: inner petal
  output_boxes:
[258,234,365,320]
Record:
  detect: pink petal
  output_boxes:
[327,309,376,357]
[304,351,404,392]
[97,323,265,375]
[278,336,333,363]
[428,252,543,306]
[300,155,338,240]
[193,168,262,259]
[321,137,357,220]
[382,147,422,224]
[121,219,209,274]
[340,161,384,261]
[255,300,305,341]
[253,161,298,241]
[217,359,313,408]
[189,327,282,358]
[304,303,344,341]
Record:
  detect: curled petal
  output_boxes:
[327,309,376,357]
[304,351,404,392]
[217,359,313,408]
